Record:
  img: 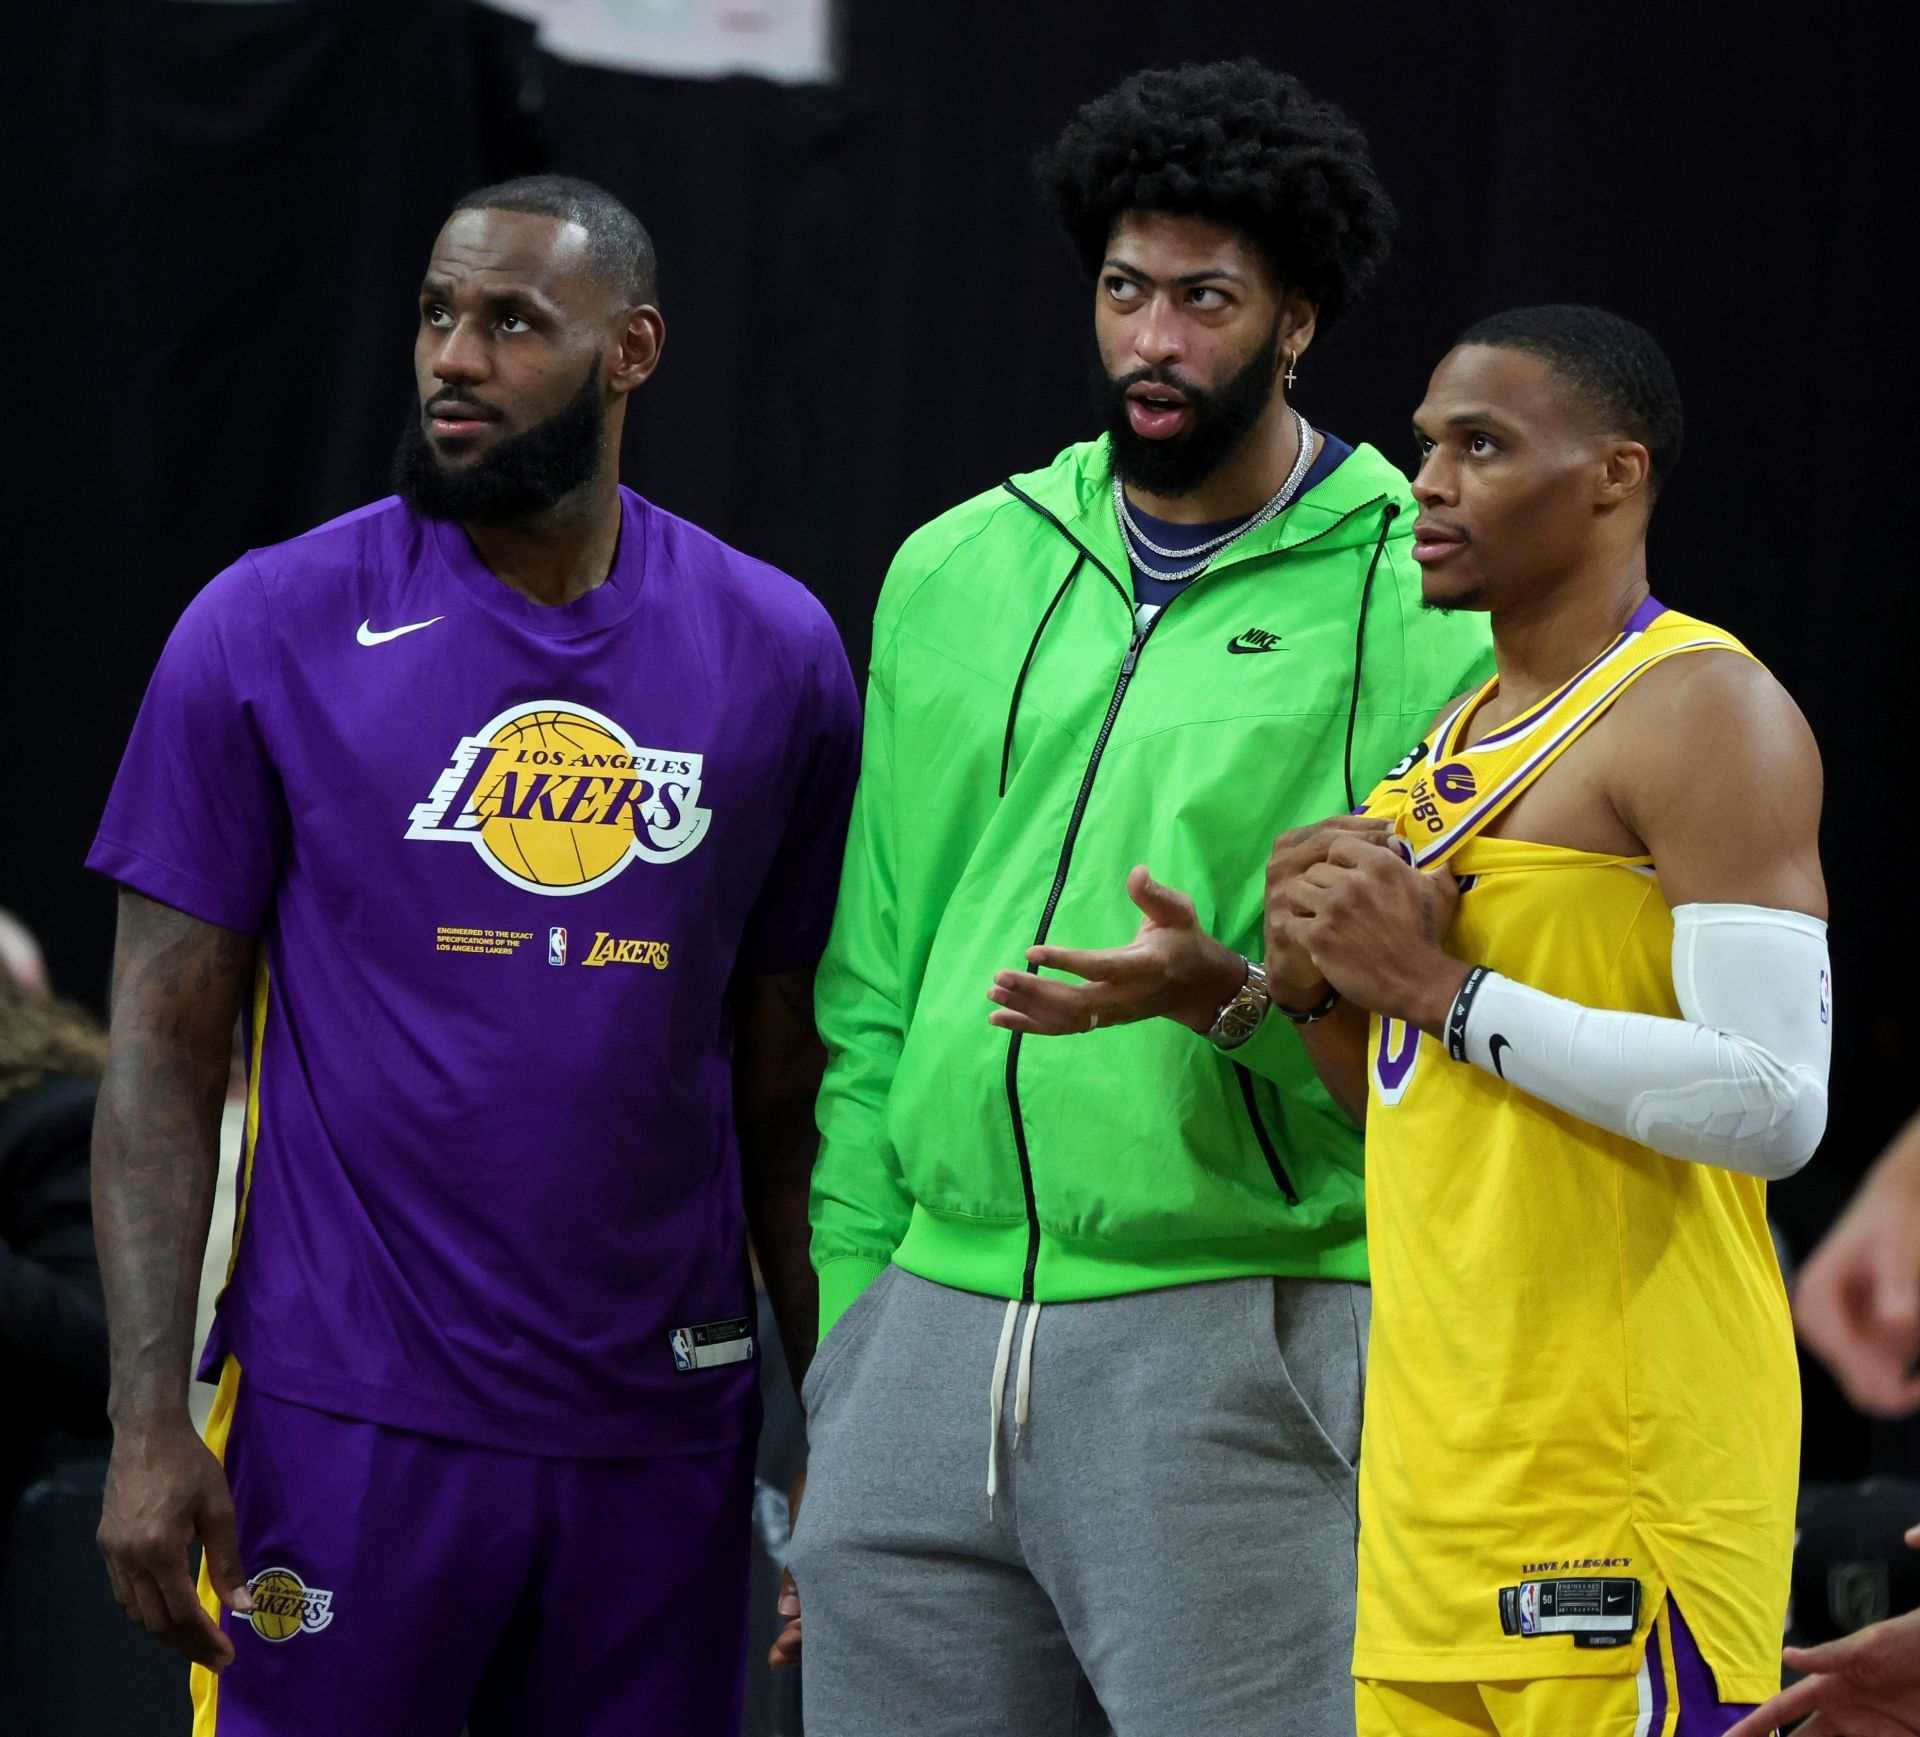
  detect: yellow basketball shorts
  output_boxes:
[1356,1601,1773,1736]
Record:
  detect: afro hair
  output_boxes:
[1457,304,1684,494]
[1038,59,1395,330]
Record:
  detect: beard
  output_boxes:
[1101,316,1285,498]
[391,358,605,525]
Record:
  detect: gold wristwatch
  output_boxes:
[1206,957,1270,1050]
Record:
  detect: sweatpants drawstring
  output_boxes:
[985,1299,1045,1515]
[1013,1301,1041,1443]
[986,1299,1020,1515]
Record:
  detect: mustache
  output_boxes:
[1110,364,1212,403]
[422,386,505,420]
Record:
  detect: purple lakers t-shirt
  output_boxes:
[90,488,860,1457]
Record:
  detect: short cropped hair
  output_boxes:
[1038,59,1395,329]
[1458,304,1683,493]
[451,174,660,307]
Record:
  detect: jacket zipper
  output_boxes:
[1004,612,1156,1299]
[996,480,1383,1298]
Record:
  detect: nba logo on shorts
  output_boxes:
[548,926,568,967]
[670,1328,697,1371]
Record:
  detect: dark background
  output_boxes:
[5,0,1912,1477]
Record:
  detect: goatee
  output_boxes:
[392,358,606,525]
[1101,316,1285,498]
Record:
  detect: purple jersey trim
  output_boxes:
[1414,660,1656,868]
[1414,634,1726,869]
[1452,596,1667,756]
[1625,594,1669,634]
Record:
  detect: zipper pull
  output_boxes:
[1121,626,1147,677]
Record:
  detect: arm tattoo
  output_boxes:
[92,891,257,1424]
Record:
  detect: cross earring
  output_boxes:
[1284,350,1299,390]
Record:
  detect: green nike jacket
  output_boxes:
[811,435,1494,1335]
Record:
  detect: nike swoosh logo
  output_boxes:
[1226,635,1285,654]
[356,616,444,646]
[1488,1033,1512,1078]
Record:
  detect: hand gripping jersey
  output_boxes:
[1350,599,1797,1700]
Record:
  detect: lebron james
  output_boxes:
[88,176,858,1735]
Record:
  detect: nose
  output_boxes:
[1411,447,1455,507]
[431,315,491,387]
[1131,292,1184,370]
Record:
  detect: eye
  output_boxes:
[1413,434,1435,457]
[423,303,452,328]
[499,312,531,333]
[1468,432,1498,455]
[1105,275,1143,305]
[1188,286,1228,309]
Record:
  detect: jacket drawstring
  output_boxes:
[1343,502,1399,811]
[1000,558,1084,798]
[986,1297,1044,1515]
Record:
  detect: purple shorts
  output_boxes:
[191,1360,754,1736]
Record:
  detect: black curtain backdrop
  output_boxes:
[8,1,1910,1474]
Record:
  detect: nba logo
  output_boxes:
[548,926,568,967]
[1819,969,1831,1026]
[1517,1582,1539,1636]
[670,1328,696,1371]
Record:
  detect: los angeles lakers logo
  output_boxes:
[243,1566,335,1642]
[407,702,711,895]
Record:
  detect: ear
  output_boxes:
[1276,292,1319,367]
[608,304,666,397]
[1596,439,1652,510]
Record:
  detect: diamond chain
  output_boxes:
[1115,409,1316,583]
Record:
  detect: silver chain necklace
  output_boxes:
[1115,409,1316,583]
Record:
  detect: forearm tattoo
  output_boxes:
[92,893,256,1422]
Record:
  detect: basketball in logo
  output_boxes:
[484,710,637,887]
[243,1566,334,1642]
[407,701,711,895]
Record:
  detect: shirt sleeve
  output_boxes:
[86,554,288,936]
[737,604,863,975]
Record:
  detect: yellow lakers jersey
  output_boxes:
[1352,603,1798,1699]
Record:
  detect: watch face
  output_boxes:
[1207,958,1267,1048]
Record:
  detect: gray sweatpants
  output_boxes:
[789,1267,1368,1737]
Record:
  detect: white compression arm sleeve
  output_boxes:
[1448,903,1830,1179]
